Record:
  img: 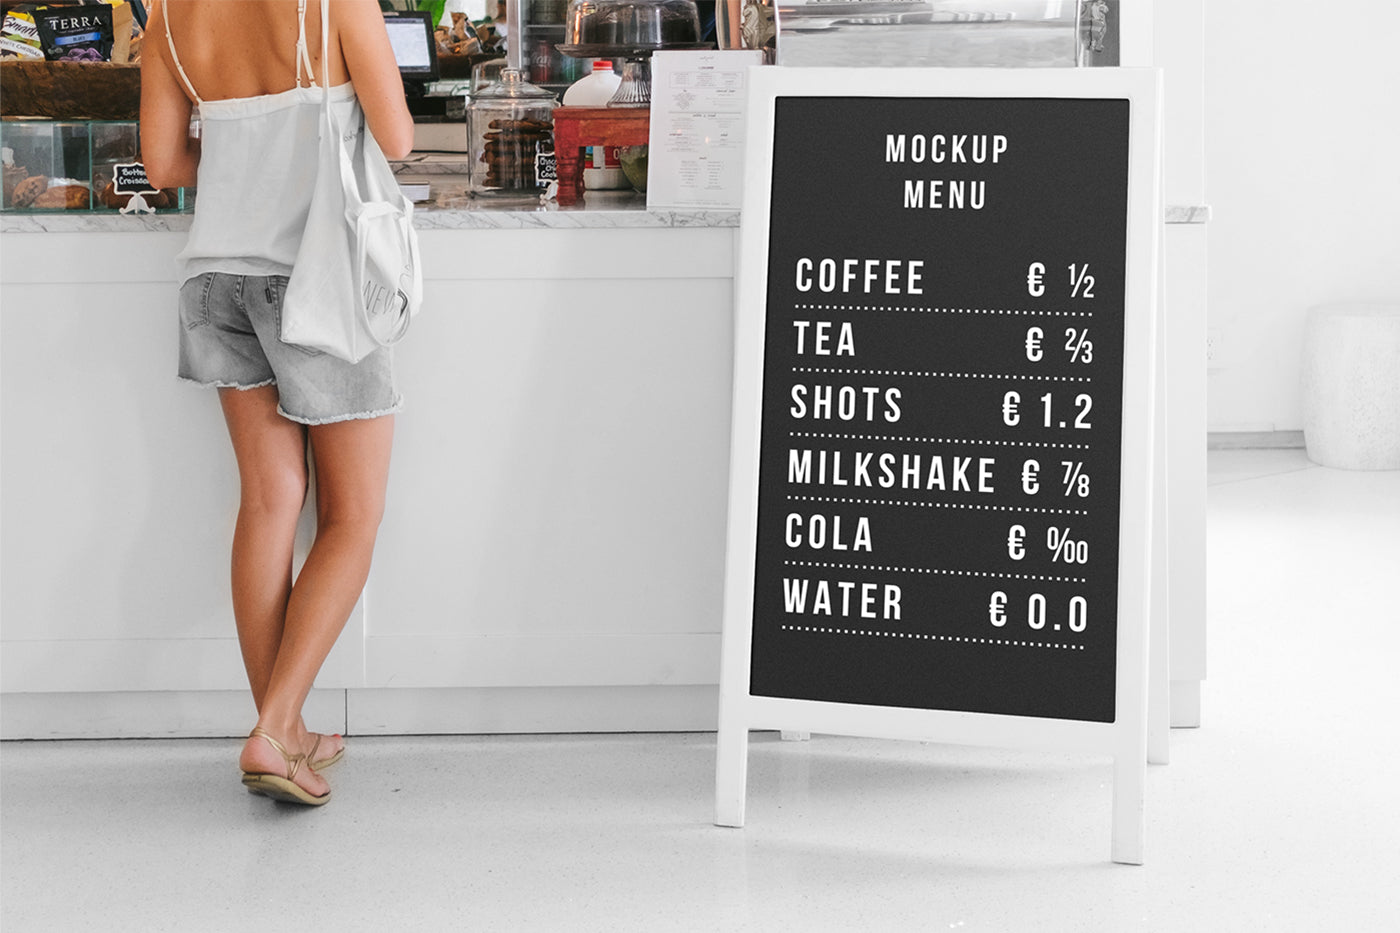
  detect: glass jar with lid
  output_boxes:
[467,69,558,198]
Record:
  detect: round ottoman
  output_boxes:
[1301,303,1400,470]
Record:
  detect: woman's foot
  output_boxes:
[309,731,345,770]
[239,726,331,803]
[290,717,344,770]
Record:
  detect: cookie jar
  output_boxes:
[467,69,558,198]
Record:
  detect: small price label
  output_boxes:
[535,149,557,185]
[113,162,157,196]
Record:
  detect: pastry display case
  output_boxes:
[1,119,189,213]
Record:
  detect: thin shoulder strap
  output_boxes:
[159,0,203,106]
[295,0,316,88]
[320,0,332,102]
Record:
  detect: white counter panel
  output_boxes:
[1,227,736,707]
[1,268,257,693]
[369,232,734,688]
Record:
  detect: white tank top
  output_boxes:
[163,0,361,283]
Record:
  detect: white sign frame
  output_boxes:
[714,65,1163,865]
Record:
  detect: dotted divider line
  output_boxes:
[784,559,1086,585]
[787,494,1088,517]
[793,366,1090,383]
[789,431,1091,450]
[780,624,1085,651]
[793,304,1094,318]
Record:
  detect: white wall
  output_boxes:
[1205,0,1400,433]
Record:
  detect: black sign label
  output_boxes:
[113,162,157,195]
[748,96,1131,723]
[536,144,557,185]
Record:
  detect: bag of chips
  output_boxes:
[34,2,115,62]
[1,6,46,59]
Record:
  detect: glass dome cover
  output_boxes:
[560,0,706,57]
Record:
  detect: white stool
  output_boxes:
[1301,303,1400,470]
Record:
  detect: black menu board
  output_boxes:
[747,95,1132,723]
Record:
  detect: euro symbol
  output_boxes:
[1002,391,1021,427]
[1027,262,1046,297]
[1025,326,1044,362]
[1007,524,1026,560]
[989,591,1008,627]
[1022,459,1041,495]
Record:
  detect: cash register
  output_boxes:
[383,10,469,152]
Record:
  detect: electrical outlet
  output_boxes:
[1206,328,1225,369]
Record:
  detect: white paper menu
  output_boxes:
[645,50,765,210]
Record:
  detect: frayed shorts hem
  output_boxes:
[178,375,277,391]
[277,397,404,426]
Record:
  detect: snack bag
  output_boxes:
[34,2,116,62]
[1,6,46,59]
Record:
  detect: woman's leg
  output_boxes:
[239,414,394,794]
[219,387,346,766]
[218,386,308,709]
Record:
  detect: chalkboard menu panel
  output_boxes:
[748,95,1131,723]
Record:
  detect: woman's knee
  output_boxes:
[315,493,385,541]
[307,417,393,539]
[241,463,310,523]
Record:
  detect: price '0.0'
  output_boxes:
[989,592,1088,633]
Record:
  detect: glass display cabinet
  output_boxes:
[1,120,189,214]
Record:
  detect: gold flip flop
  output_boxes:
[311,734,344,771]
[241,727,331,806]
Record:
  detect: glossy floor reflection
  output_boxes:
[3,450,1398,932]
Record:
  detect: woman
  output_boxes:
[141,0,414,805]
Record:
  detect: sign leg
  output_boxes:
[1110,752,1146,865]
[714,720,749,828]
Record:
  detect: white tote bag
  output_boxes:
[281,0,422,363]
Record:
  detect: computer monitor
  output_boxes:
[383,11,439,84]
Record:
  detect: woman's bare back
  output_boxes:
[159,0,352,101]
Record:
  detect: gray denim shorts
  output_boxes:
[177,272,402,425]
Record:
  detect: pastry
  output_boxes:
[3,163,28,206]
[10,174,47,208]
[32,184,90,209]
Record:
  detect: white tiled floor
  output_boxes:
[3,450,1399,932]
